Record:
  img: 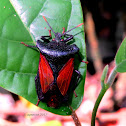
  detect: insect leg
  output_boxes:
[73,70,81,97]
[36,99,40,106]
[75,70,81,85]
[21,42,37,48]
[74,91,77,97]
[77,52,89,64]
[62,27,65,34]
[41,30,52,42]
[64,34,73,42]
[41,36,50,42]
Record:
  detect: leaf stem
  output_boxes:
[91,87,106,126]
[70,106,81,126]
[106,66,117,87]
[91,66,117,126]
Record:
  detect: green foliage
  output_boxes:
[0,0,86,115]
[92,38,126,126]
[115,38,126,72]
[101,65,108,88]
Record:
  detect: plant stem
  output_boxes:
[91,67,117,126]
[70,106,81,126]
[106,67,117,87]
[91,87,106,126]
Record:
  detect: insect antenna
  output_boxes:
[42,16,56,35]
[61,23,84,36]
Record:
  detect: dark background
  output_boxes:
[81,0,126,74]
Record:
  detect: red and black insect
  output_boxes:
[21,16,86,108]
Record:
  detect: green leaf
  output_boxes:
[0,0,86,115]
[101,65,108,88]
[115,38,126,72]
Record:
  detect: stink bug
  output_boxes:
[21,16,86,108]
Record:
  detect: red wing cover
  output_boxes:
[57,58,74,96]
[39,53,54,93]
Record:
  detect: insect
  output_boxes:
[21,16,87,108]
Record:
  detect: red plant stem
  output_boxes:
[69,106,81,126]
